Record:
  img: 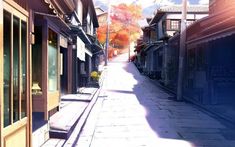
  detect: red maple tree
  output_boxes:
[97,3,142,52]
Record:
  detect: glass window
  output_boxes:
[4,10,11,127]
[32,26,42,90]
[170,20,179,30]
[48,29,58,91]
[21,21,27,118]
[3,9,28,127]
[13,16,20,122]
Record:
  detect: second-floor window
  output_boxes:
[170,20,179,30]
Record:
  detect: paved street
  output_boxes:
[74,54,235,147]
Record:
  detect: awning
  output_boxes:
[143,42,162,52]
[86,34,104,55]
[70,25,92,45]
[187,26,235,46]
[143,44,155,52]
[91,44,104,55]
[34,11,71,34]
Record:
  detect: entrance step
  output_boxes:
[49,101,89,139]
[49,88,98,139]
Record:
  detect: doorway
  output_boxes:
[60,47,68,94]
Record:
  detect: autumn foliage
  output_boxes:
[97,3,142,51]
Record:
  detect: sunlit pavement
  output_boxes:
[74,53,235,147]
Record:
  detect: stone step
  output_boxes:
[48,88,99,140]
[63,88,102,146]
[49,101,89,139]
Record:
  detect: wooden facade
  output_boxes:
[209,0,235,15]
[136,5,208,86]
[0,0,101,146]
[152,1,235,122]
[185,1,235,106]
[1,0,31,146]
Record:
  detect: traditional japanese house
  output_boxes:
[1,0,101,146]
[166,33,180,90]
[73,0,100,88]
[28,0,79,146]
[148,5,208,85]
[0,0,31,146]
[134,37,145,71]
[185,0,235,122]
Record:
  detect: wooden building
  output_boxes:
[184,0,235,122]
[0,0,101,146]
[0,0,31,146]
[139,5,208,84]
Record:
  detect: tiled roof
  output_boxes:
[156,5,208,13]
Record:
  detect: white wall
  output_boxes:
[167,13,208,20]
[77,0,83,23]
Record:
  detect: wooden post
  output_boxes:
[105,0,110,66]
[177,0,187,101]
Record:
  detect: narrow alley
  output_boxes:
[73,54,235,147]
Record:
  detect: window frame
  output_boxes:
[3,3,28,128]
[170,20,180,31]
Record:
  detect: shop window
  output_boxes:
[21,21,27,118]
[32,26,42,94]
[3,10,27,127]
[13,16,20,122]
[4,10,11,127]
[48,29,58,91]
[32,26,42,93]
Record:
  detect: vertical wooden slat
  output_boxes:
[58,34,60,93]
[42,21,48,120]
[28,9,33,147]
[67,45,73,93]
[57,33,61,111]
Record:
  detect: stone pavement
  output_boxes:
[41,88,100,146]
[74,59,235,147]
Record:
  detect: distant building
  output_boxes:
[149,5,209,39]
[138,5,208,83]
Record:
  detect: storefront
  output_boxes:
[32,21,61,120]
[1,1,31,146]
[31,11,73,146]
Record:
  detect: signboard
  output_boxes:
[77,37,85,61]
[60,35,68,48]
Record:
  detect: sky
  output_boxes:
[95,0,209,8]
[94,0,209,25]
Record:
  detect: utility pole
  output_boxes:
[177,0,187,101]
[105,0,111,66]
[128,20,131,62]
